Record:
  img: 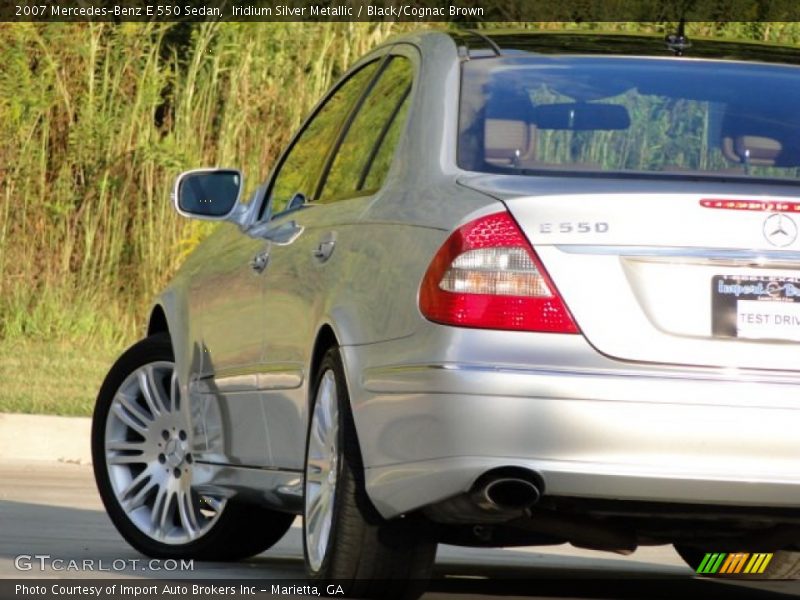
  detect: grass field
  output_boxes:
[0,339,120,416]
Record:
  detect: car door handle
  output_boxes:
[259,220,304,245]
[250,248,270,273]
[312,232,337,262]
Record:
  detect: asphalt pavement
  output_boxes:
[2,459,799,599]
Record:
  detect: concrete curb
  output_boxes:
[0,413,92,465]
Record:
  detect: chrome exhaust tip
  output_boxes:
[471,469,543,512]
[483,477,541,510]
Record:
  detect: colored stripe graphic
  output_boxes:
[744,553,773,574]
[720,553,749,574]
[696,552,774,575]
[697,553,725,574]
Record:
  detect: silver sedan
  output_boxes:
[92,30,800,596]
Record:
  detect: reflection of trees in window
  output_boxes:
[320,57,413,202]
[361,88,411,192]
[269,62,379,215]
[526,85,800,177]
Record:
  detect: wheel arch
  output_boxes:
[308,324,340,405]
[147,304,169,337]
[143,290,193,387]
[306,321,360,432]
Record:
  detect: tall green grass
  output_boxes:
[0,22,798,415]
[0,22,413,350]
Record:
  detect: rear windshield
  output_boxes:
[458,57,800,182]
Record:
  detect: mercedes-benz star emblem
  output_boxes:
[763,213,798,247]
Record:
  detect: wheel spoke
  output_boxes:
[117,392,153,424]
[106,440,146,453]
[123,477,158,512]
[316,502,332,561]
[308,484,332,561]
[178,489,200,534]
[306,459,325,484]
[318,485,332,521]
[139,366,168,416]
[307,485,327,531]
[106,440,144,452]
[106,438,150,465]
[158,489,176,533]
[150,485,166,525]
[119,467,152,502]
[137,369,162,418]
[327,408,339,450]
[310,417,327,458]
[313,403,328,444]
[170,371,181,411]
[107,453,148,466]
[305,480,321,506]
[320,379,335,435]
[112,402,149,437]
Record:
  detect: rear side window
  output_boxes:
[459,57,800,182]
[361,90,412,192]
[318,57,414,202]
[267,61,380,216]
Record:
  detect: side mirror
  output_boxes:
[173,168,242,220]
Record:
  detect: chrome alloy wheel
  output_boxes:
[104,361,225,545]
[304,369,340,572]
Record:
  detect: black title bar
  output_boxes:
[4,0,800,22]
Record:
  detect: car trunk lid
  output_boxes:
[459,174,800,371]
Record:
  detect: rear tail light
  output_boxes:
[419,211,579,333]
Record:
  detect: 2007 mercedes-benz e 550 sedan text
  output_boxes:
[93,30,800,594]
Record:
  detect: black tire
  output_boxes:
[93,333,294,561]
[303,347,437,599]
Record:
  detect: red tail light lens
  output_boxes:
[419,211,579,333]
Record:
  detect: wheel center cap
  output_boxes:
[164,438,185,467]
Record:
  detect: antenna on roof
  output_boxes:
[665,18,692,56]
[465,29,503,57]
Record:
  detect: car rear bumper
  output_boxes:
[344,335,800,518]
